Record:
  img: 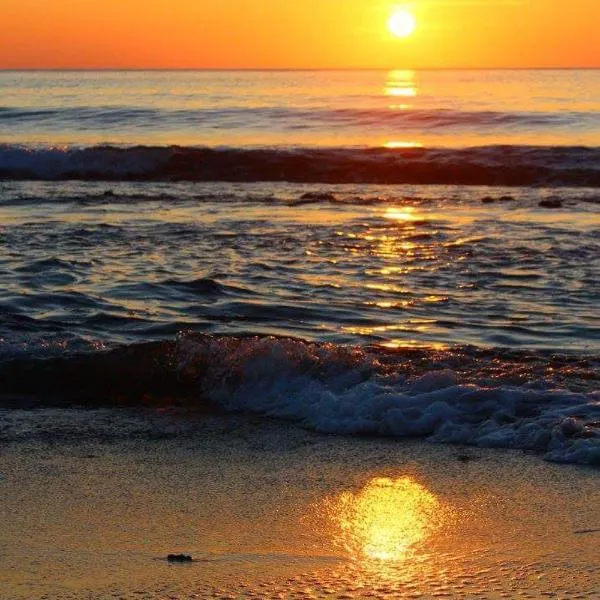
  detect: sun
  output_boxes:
[388,8,417,38]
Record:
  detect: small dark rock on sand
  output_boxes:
[167,554,193,563]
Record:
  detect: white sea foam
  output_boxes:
[178,336,600,465]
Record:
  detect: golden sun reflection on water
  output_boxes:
[383,140,423,149]
[385,69,417,99]
[382,70,422,149]
[323,477,443,563]
[383,206,420,222]
[380,339,449,351]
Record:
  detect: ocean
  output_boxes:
[0,69,599,466]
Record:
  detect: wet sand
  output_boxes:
[1,409,599,599]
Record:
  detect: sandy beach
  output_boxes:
[1,409,598,599]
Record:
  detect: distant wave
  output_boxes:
[2,144,600,186]
[0,335,598,465]
[1,105,588,129]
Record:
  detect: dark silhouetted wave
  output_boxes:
[1,143,600,186]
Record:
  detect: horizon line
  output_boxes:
[1,66,599,72]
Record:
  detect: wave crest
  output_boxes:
[1,144,599,187]
[2,335,597,465]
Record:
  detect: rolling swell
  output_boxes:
[1,105,584,128]
[1,144,600,187]
[1,334,598,465]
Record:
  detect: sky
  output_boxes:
[1,0,599,69]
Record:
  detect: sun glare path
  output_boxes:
[384,206,419,221]
[385,69,417,99]
[388,8,417,38]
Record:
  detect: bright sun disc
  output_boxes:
[388,9,416,38]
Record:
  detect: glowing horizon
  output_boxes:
[1,1,599,70]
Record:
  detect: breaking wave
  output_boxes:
[1,334,598,465]
[1,144,600,186]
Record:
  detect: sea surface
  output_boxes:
[0,70,599,465]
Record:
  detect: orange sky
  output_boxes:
[1,0,599,69]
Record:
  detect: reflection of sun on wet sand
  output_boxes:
[314,476,461,594]
[324,477,443,561]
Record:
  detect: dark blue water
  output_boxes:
[0,71,598,465]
